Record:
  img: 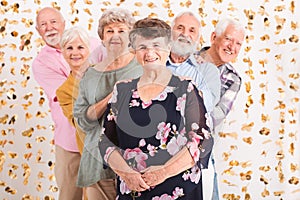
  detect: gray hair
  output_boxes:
[60,26,90,51]
[171,11,201,40]
[215,17,245,37]
[97,8,136,40]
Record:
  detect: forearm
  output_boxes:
[164,146,195,178]
[107,149,134,178]
[86,93,112,121]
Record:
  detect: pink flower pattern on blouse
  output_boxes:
[100,77,213,199]
[166,132,187,156]
[123,148,148,171]
[176,94,186,116]
[156,122,171,145]
[119,176,131,195]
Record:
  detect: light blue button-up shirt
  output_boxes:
[167,55,221,114]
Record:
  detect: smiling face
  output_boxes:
[171,13,200,56]
[62,36,90,71]
[102,22,130,55]
[134,36,170,70]
[211,24,245,64]
[36,8,65,49]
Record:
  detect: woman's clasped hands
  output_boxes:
[120,165,168,192]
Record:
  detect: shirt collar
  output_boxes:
[167,54,198,67]
[44,44,62,53]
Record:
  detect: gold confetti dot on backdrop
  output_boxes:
[222,152,231,161]
[25,143,32,149]
[240,171,252,181]
[289,143,295,155]
[245,68,254,79]
[290,163,299,172]
[21,18,33,28]
[241,122,254,132]
[259,127,270,136]
[36,182,42,191]
[168,10,174,17]
[289,176,299,185]
[243,137,253,144]
[240,161,252,168]
[21,77,30,87]
[274,5,285,12]
[260,93,265,106]
[1,0,8,6]
[222,167,236,176]
[276,150,284,160]
[261,113,270,122]
[5,186,17,195]
[291,21,298,30]
[289,34,299,43]
[23,153,32,160]
[84,0,93,4]
[223,193,240,199]
[22,163,30,185]
[245,82,251,93]
[22,194,34,200]
[8,151,17,159]
[22,127,34,138]
[147,2,156,8]
[36,136,46,143]
[227,2,237,12]
[229,160,239,166]
[162,0,170,9]
[244,193,251,200]
[289,82,299,91]
[23,92,33,100]
[148,12,158,18]
[102,1,111,6]
[261,187,270,197]
[22,101,32,110]
[244,46,251,52]
[11,31,18,37]
[260,175,269,184]
[274,101,286,110]
[245,95,253,108]
[8,114,17,125]
[259,165,271,172]
[36,110,48,118]
[49,185,58,192]
[274,190,284,196]
[263,17,270,27]
[219,132,238,139]
[83,8,92,16]
[0,114,8,124]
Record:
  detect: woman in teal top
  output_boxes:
[73,8,142,200]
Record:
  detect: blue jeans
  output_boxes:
[211,156,220,200]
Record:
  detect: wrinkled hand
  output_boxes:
[120,169,150,192]
[141,165,168,187]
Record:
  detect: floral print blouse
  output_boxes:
[99,75,213,200]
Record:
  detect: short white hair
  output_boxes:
[60,26,90,51]
[215,17,245,37]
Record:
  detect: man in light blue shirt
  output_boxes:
[167,11,221,200]
[167,11,221,118]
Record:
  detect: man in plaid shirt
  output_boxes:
[199,17,245,200]
[200,17,245,135]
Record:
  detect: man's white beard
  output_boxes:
[171,37,197,57]
[45,30,61,47]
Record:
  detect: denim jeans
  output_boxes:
[211,155,220,200]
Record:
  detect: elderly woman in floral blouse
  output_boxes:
[99,17,213,200]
